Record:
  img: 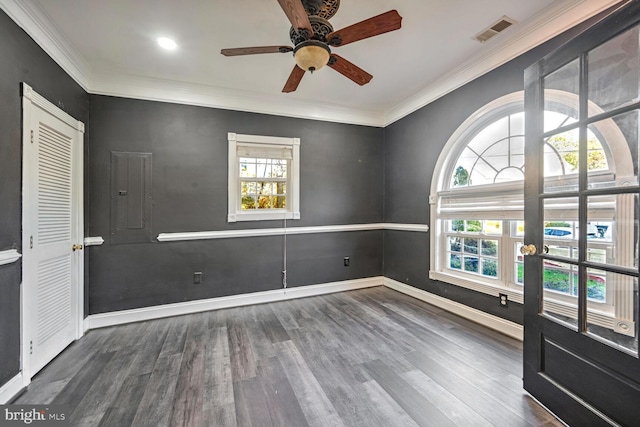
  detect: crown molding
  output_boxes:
[89,71,386,127]
[1,0,621,127]
[383,0,622,126]
[0,0,91,90]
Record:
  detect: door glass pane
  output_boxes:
[542,260,579,329]
[587,272,638,356]
[542,197,579,328]
[587,194,639,269]
[588,26,640,115]
[515,242,524,285]
[544,58,580,132]
[587,110,639,189]
[543,128,580,193]
[544,197,578,237]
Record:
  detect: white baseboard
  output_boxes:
[83,275,522,342]
[384,277,523,341]
[85,277,384,329]
[0,373,26,404]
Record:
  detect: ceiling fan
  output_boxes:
[221,0,402,93]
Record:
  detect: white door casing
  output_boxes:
[21,83,84,381]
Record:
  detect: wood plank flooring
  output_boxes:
[15,286,562,426]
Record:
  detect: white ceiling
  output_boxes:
[1,0,622,126]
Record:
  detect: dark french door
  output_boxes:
[523,1,640,425]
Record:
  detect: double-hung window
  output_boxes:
[227,133,300,222]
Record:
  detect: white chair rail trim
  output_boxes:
[157,223,429,242]
[84,236,104,246]
[0,249,22,266]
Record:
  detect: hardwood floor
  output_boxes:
[15,286,562,426]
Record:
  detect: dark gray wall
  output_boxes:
[88,95,383,313]
[0,0,621,395]
[382,10,615,324]
[0,9,89,387]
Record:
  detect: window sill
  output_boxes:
[430,269,634,336]
[228,211,300,223]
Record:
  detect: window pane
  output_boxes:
[240,161,257,177]
[544,110,578,134]
[515,242,524,285]
[482,259,498,277]
[451,220,464,232]
[586,268,606,303]
[469,158,497,186]
[587,272,637,355]
[512,221,525,237]
[587,110,638,190]
[241,181,257,195]
[274,196,286,208]
[464,238,478,254]
[241,196,256,210]
[449,254,462,270]
[544,128,580,193]
[483,220,502,235]
[272,160,288,178]
[468,116,509,154]
[463,256,479,273]
[495,167,524,183]
[259,182,275,195]
[466,220,482,232]
[516,262,524,284]
[544,58,580,132]
[543,262,574,296]
[449,237,462,252]
[510,112,525,136]
[588,26,640,115]
[482,138,510,171]
[481,239,498,256]
[544,198,578,247]
[542,262,579,330]
[451,150,476,187]
[256,162,271,178]
[588,194,639,269]
[258,196,272,209]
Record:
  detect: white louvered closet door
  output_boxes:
[23,94,83,377]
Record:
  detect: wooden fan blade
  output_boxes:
[327,10,402,47]
[277,0,314,36]
[283,65,305,93]
[221,46,293,56]
[328,54,373,86]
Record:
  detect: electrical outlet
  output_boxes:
[193,272,203,284]
[499,293,508,307]
[344,257,350,267]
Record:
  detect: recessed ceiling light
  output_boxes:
[157,37,177,50]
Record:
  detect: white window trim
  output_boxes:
[228,132,300,222]
[430,91,636,336]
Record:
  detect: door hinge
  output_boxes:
[30,130,34,144]
[30,340,33,355]
[30,236,33,249]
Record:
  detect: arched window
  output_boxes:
[430,91,635,335]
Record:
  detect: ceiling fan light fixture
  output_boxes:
[293,41,330,73]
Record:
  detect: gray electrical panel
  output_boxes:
[110,151,152,244]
